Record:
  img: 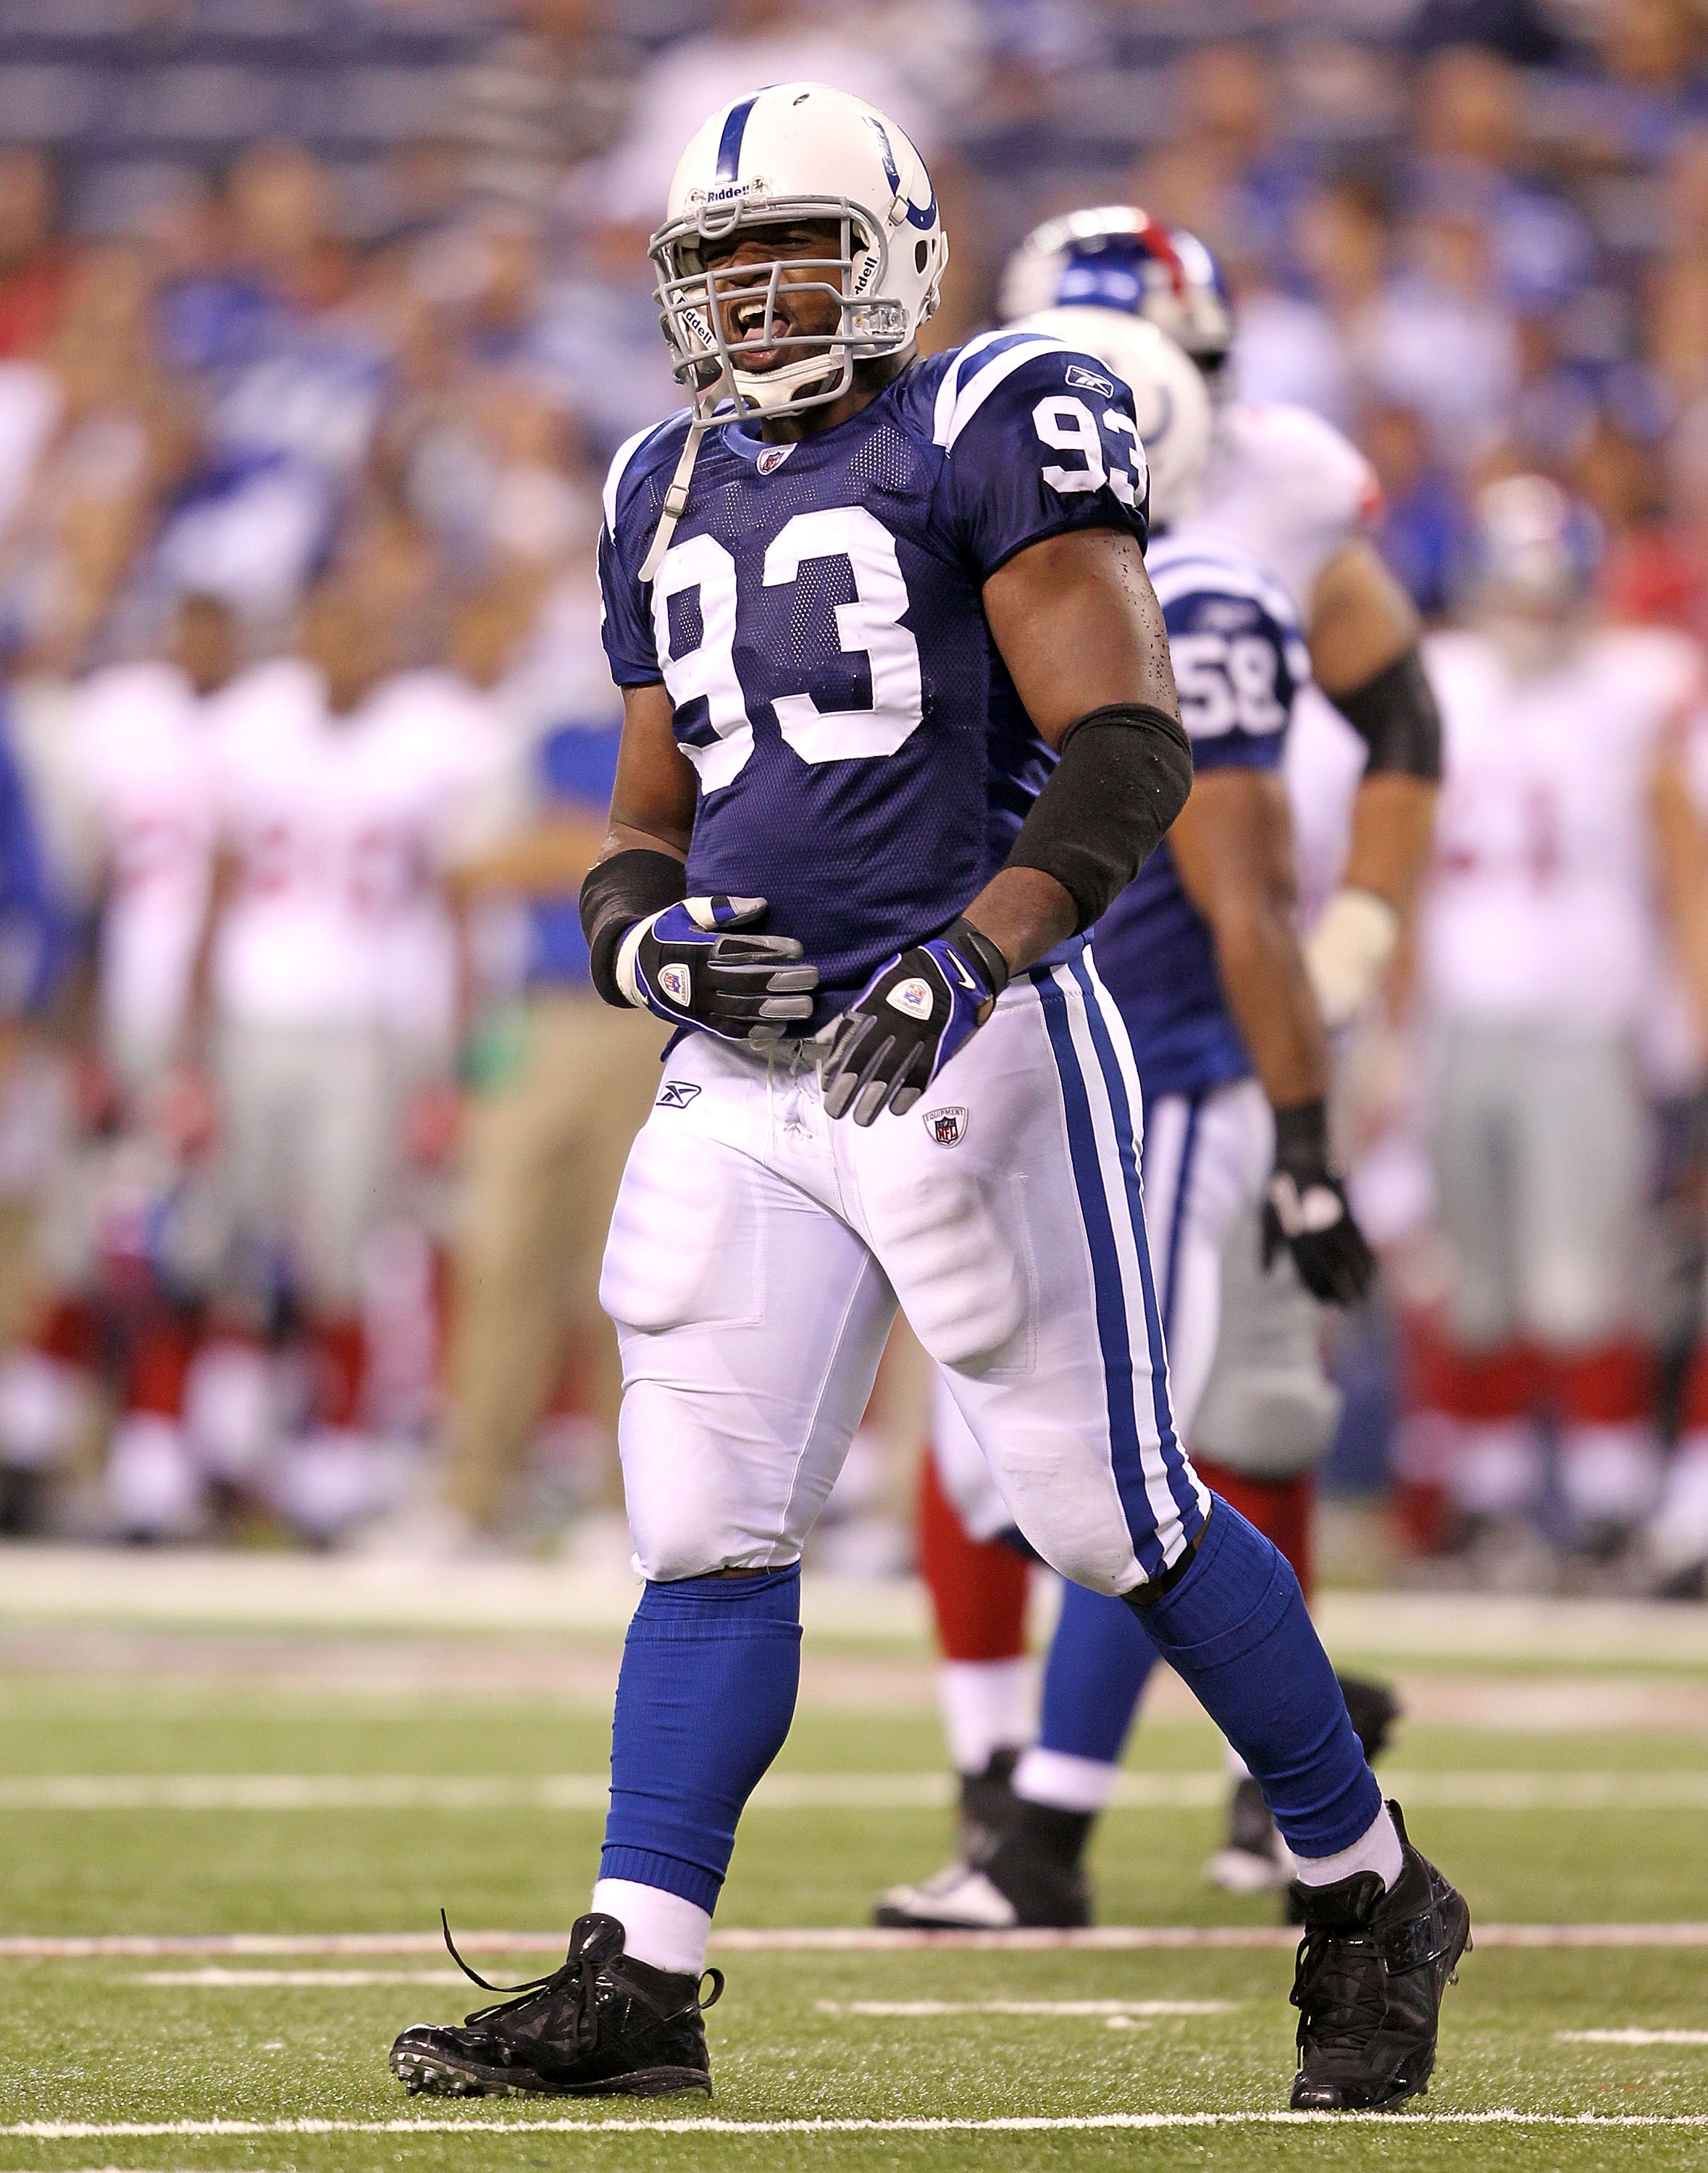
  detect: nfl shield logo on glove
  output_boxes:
[658,963,692,1008]
[923,1105,968,1147]
[887,976,934,1019]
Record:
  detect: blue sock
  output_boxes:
[1037,1578,1160,1767]
[600,1565,801,1913]
[1133,1499,1380,1859]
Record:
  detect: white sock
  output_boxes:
[937,1657,1036,1775]
[589,1880,711,1976]
[1012,1744,1121,1814]
[1290,1801,1404,1893]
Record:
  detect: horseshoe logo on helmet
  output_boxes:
[863,116,937,233]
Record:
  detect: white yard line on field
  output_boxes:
[1,1770,1707,1812]
[130,1969,466,1987]
[6,2114,1708,2138]
[5,1924,1708,1959]
[1560,2029,1708,2045]
[815,2000,1236,2017]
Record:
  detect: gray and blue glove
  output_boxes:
[615,895,818,1042]
[821,918,1009,1126]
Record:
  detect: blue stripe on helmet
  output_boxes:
[863,113,937,232]
[716,95,758,183]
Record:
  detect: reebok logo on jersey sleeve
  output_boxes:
[656,1079,702,1108]
[1065,364,1115,398]
[887,976,934,1019]
[658,963,692,1008]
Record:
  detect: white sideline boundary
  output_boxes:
[1,1770,1707,1812]
[4,1925,1708,1958]
[5,2113,1708,2138]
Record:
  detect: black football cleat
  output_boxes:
[874,1792,1091,1930]
[1289,1802,1470,2111]
[958,1746,1021,1864]
[390,1912,723,2098]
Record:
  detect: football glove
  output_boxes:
[821,918,1009,1126]
[614,895,818,1042]
[1261,1098,1376,1307]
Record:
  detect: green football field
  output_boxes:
[0,1586,1706,2172]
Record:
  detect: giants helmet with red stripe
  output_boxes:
[997,206,1234,394]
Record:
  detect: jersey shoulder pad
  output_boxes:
[1222,401,1382,532]
[927,328,1102,450]
[600,410,692,545]
[1147,537,1304,639]
[1148,540,1307,761]
[1591,624,1704,708]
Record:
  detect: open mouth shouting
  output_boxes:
[724,286,801,370]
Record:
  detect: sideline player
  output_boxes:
[883,209,1440,1925]
[188,577,503,1538]
[1412,477,1708,1560]
[388,85,1467,2114]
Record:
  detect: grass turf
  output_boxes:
[0,1665,1704,2169]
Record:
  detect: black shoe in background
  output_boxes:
[958,1745,1021,1866]
[390,1913,722,2098]
[1289,1802,1470,2111]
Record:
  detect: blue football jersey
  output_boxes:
[599,330,1150,1021]
[1092,537,1310,1101]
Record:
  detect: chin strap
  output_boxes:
[640,416,712,582]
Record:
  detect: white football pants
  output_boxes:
[600,952,1208,1595]
[932,1074,1272,1541]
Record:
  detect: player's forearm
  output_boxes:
[454,812,612,900]
[1212,902,1331,1110]
[1337,775,1438,914]
[961,866,1079,977]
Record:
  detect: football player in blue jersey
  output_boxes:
[891,208,1438,1929]
[388,85,1466,2114]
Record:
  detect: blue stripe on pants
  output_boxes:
[1034,966,1176,1580]
[1068,952,1208,1551]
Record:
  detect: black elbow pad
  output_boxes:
[579,848,688,1008]
[1331,645,1442,782]
[1005,703,1193,933]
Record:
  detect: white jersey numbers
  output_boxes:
[1171,630,1288,740]
[763,507,924,763]
[654,506,927,786]
[1031,395,1146,508]
[652,532,753,792]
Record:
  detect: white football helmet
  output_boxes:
[650,82,948,421]
[1013,306,1213,529]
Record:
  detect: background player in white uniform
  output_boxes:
[388,85,1467,2116]
[892,208,1442,1922]
[192,576,504,1538]
[4,593,235,1539]
[70,594,232,1098]
[1410,476,1708,1555]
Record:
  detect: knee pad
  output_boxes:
[617,1381,773,1583]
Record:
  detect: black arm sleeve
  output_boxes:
[1330,644,1442,782]
[1003,703,1194,933]
[579,848,687,1009]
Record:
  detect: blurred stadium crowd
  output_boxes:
[0,0,1705,1592]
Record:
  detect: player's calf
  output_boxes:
[390,1914,722,2099]
[1289,1802,1470,2112]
